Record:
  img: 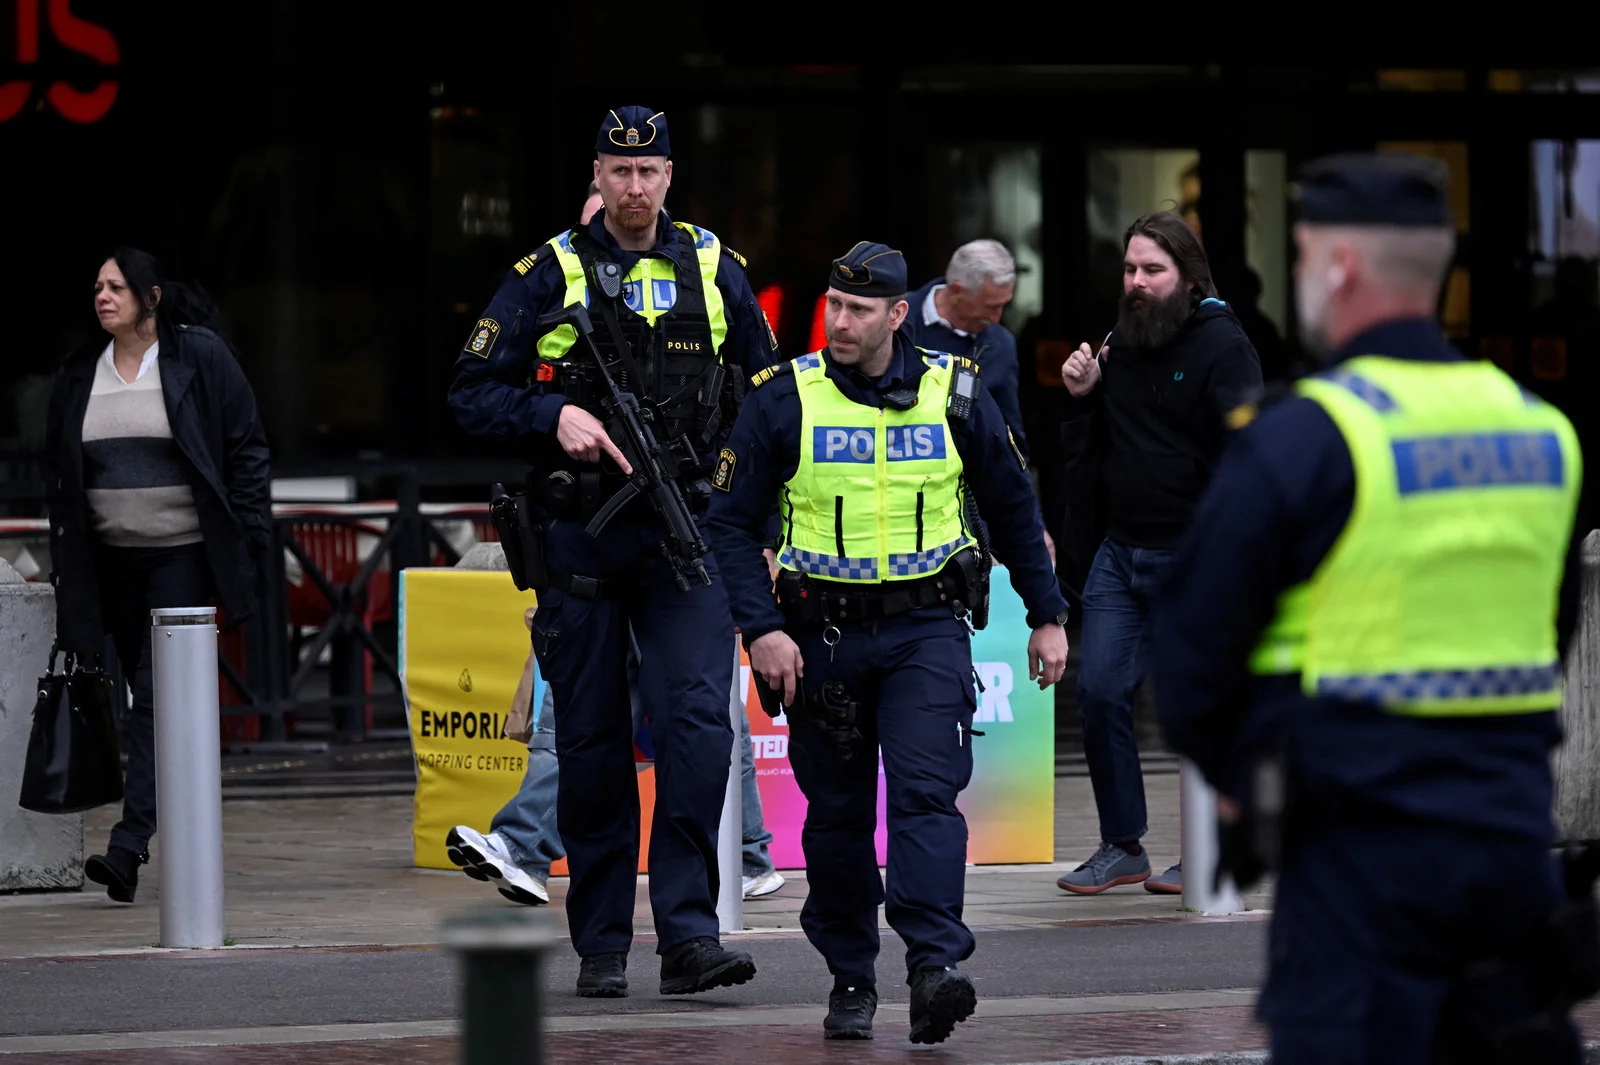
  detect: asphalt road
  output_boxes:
[0,919,1267,1037]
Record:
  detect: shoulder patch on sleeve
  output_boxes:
[723,245,748,269]
[1007,427,1027,471]
[760,305,779,350]
[749,361,795,389]
[512,248,544,275]
[713,447,737,491]
[1225,402,1258,430]
[465,318,502,359]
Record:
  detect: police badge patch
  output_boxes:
[761,308,778,351]
[713,447,737,491]
[465,318,501,359]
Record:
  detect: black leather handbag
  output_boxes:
[17,644,124,814]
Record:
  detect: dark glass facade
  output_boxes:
[9,12,1600,497]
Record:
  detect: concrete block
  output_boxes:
[455,542,508,571]
[1557,530,1600,843]
[0,575,84,891]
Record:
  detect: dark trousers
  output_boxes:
[532,515,735,957]
[95,542,212,857]
[1261,810,1580,1064]
[1075,538,1176,844]
[786,609,977,987]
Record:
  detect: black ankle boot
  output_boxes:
[824,983,877,1039]
[84,847,145,904]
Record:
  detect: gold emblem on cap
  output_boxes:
[837,264,854,278]
[608,109,664,149]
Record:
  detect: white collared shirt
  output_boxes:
[922,285,975,338]
[103,339,160,384]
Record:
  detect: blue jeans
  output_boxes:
[491,631,775,882]
[1076,538,1176,844]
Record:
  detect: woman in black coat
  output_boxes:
[44,247,271,903]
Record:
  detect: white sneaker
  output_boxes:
[742,870,785,898]
[445,825,549,905]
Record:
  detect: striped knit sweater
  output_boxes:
[81,343,203,548]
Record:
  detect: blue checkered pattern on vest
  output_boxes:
[1318,369,1400,413]
[795,352,824,372]
[778,544,880,581]
[1315,663,1561,704]
[887,536,972,577]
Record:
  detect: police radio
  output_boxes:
[948,364,979,422]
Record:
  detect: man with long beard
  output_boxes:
[1057,212,1262,896]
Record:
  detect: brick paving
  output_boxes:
[0,1005,1268,1064]
[0,774,1270,960]
[7,1002,1600,1064]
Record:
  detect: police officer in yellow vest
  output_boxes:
[1150,154,1596,1063]
[448,106,780,999]
[707,242,1070,1045]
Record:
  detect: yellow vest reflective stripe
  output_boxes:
[536,222,727,361]
[778,350,972,583]
[1248,355,1582,716]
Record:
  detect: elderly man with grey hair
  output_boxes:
[903,240,1029,460]
[902,238,1051,563]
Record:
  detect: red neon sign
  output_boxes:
[1,0,120,124]
[756,283,784,340]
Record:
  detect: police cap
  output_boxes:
[1291,152,1453,228]
[597,106,670,157]
[828,241,907,297]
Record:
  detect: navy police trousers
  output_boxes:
[531,514,735,958]
[1262,809,1581,1064]
[786,607,978,987]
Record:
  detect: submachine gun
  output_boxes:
[534,301,712,593]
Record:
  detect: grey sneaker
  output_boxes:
[1145,862,1183,894]
[1057,842,1152,895]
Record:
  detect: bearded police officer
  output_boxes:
[448,105,780,999]
[1151,154,1597,1063]
[706,242,1070,1045]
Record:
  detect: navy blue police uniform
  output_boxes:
[707,243,1068,1043]
[447,106,781,993]
[1151,156,1592,1064]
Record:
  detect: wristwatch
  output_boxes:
[1049,609,1070,627]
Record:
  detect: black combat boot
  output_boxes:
[84,847,145,904]
[908,965,976,1045]
[823,983,877,1039]
[659,936,756,995]
[576,952,629,997]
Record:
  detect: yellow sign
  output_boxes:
[401,568,658,875]
[401,569,537,869]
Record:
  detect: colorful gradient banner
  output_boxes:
[402,565,1054,871]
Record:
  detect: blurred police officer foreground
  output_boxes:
[1152,152,1599,1064]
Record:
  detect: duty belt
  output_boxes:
[776,568,966,625]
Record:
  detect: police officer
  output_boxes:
[706,242,1070,1044]
[1150,154,1594,1063]
[448,106,780,999]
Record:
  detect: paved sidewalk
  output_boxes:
[0,773,1268,958]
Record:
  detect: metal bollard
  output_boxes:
[445,907,555,1065]
[1179,758,1243,915]
[715,635,744,934]
[151,606,226,948]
